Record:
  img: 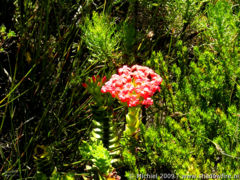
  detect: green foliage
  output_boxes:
[1,0,240,179]
[206,1,238,54]
[138,0,240,177]
[0,24,15,52]
[79,141,113,177]
[82,11,120,64]
[166,0,205,33]
[120,22,136,55]
[1,0,93,178]
[81,75,120,165]
[35,168,75,180]
[0,25,16,38]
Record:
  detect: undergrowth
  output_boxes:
[0,0,240,179]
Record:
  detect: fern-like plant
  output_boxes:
[82,11,120,64]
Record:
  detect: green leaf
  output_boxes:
[0,25,6,33]
[7,30,16,38]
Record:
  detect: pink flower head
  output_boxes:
[101,65,162,107]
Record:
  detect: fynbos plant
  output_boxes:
[82,75,120,164]
[82,11,120,65]
[101,65,162,138]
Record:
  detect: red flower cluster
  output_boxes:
[101,65,162,107]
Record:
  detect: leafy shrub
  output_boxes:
[82,11,120,65]
[80,141,113,176]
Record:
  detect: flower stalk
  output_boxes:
[124,106,141,138]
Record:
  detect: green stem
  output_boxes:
[124,106,141,138]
